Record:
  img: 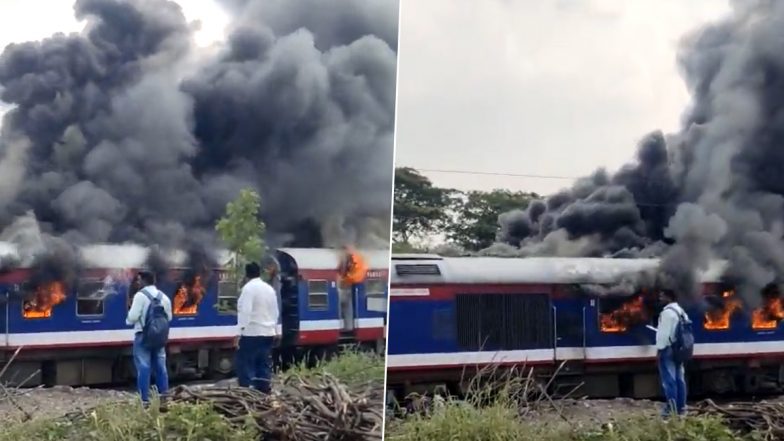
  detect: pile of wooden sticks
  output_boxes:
[693,399,784,440]
[169,373,383,441]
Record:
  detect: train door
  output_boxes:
[0,285,7,349]
[338,283,354,331]
[552,287,587,363]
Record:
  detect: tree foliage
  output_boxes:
[392,167,540,252]
[215,188,266,285]
[393,167,455,243]
[446,189,539,251]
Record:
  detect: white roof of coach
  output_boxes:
[390,254,728,285]
[277,248,389,270]
[0,241,234,269]
[392,253,443,260]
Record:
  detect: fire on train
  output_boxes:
[0,243,388,387]
[386,253,784,400]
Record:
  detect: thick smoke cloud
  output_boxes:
[0,0,397,256]
[492,1,784,303]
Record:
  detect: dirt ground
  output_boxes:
[538,398,659,425]
[0,386,134,423]
[0,378,252,424]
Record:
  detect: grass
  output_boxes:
[385,366,756,441]
[0,349,384,441]
[282,347,385,386]
[0,399,259,441]
[386,404,744,441]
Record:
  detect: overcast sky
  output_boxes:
[0,0,230,117]
[394,0,732,196]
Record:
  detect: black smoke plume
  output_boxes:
[0,0,397,261]
[24,238,83,302]
[493,1,784,305]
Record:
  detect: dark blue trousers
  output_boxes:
[235,335,274,392]
[658,347,686,416]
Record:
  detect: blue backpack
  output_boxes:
[141,288,170,350]
[667,305,694,364]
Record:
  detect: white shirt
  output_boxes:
[656,302,687,350]
[237,278,281,337]
[126,285,173,332]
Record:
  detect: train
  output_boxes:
[0,242,389,387]
[386,253,784,401]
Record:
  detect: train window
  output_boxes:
[597,293,656,333]
[307,280,329,310]
[365,278,387,312]
[217,279,240,314]
[21,281,67,320]
[173,276,207,317]
[76,279,113,317]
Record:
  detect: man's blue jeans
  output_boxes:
[133,333,169,404]
[658,347,686,416]
[235,335,274,393]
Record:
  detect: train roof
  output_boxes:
[277,248,389,270]
[0,241,234,269]
[0,241,390,271]
[390,254,728,285]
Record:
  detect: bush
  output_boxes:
[283,348,385,386]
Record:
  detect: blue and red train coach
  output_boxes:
[386,254,784,399]
[0,243,388,387]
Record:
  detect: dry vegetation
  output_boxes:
[0,349,385,441]
[384,363,779,441]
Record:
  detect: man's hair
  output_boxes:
[661,289,677,302]
[245,262,261,279]
[138,271,155,286]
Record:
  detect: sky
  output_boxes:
[394,0,732,196]
[0,0,230,117]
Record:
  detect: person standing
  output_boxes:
[235,262,280,392]
[126,270,173,406]
[655,290,688,417]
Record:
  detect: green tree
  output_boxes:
[215,188,266,290]
[393,167,454,243]
[446,189,539,251]
[391,241,429,254]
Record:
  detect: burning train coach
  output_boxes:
[387,254,784,400]
[0,243,388,387]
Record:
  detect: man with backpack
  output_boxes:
[655,289,693,417]
[126,270,173,406]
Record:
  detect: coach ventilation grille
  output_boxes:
[455,293,553,351]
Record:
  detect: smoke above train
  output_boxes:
[0,0,398,253]
[487,1,784,306]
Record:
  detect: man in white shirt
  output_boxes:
[126,271,173,405]
[235,262,281,392]
[655,289,687,417]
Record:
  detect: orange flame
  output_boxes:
[704,290,742,330]
[600,295,648,333]
[752,296,784,330]
[339,247,368,285]
[23,281,67,319]
[174,275,205,316]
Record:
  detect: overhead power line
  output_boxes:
[412,167,678,208]
[416,168,578,180]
